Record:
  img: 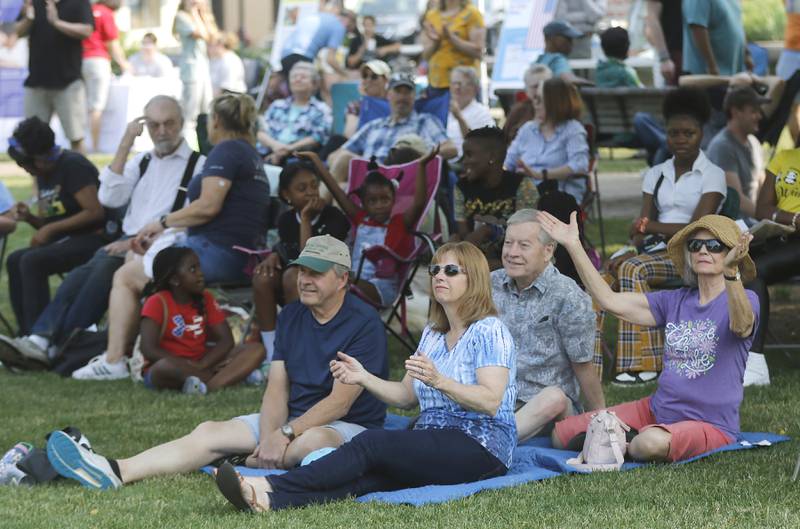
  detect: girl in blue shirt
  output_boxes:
[215,241,517,512]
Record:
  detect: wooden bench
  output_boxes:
[579,87,673,147]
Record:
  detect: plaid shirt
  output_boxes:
[262,96,332,147]
[342,111,448,161]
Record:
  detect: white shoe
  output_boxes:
[182,375,208,395]
[71,353,129,381]
[743,352,770,387]
[12,337,49,364]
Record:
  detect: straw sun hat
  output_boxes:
[667,215,756,282]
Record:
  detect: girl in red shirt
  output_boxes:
[139,247,264,394]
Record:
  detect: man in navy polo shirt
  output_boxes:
[46,235,389,490]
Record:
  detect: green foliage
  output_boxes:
[742,0,786,42]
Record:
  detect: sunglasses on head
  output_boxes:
[686,238,727,253]
[428,264,466,277]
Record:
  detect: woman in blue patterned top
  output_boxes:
[215,241,517,512]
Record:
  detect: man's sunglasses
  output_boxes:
[428,264,466,277]
[686,238,727,253]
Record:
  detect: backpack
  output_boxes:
[50,329,109,377]
[566,410,631,471]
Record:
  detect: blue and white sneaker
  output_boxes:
[46,431,122,490]
[182,376,208,395]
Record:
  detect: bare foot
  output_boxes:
[240,475,271,512]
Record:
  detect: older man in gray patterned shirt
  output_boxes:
[491,209,605,441]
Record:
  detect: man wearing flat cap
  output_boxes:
[44,235,390,490]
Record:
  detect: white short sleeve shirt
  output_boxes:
[641,150,727,224]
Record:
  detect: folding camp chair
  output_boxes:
[346,156,443,352]
[0,235,15,336]
[566,123,606,258]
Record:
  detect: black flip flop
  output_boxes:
[0,336,48,372]
[215,461,255,512]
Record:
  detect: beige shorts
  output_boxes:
[82,57,112,112]
[24,79,86,142]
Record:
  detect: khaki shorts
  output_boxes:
[82,57,112,111]
[235,413,367,445]
[24,79,86,142]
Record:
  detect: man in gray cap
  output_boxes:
[328,71,457,186]
[535,20,591,85]
[45,235,390,490]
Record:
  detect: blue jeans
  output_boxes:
[181,234,248,284]
[633,112,669,166]
[30,246,124,343]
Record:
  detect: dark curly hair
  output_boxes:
[662,87,711,125]
[278,160,320,202]
[143,247,205,318]
[356,156,398,202]
[12,117,55,156]
[464,126,507,159]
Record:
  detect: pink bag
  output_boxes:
[567,410,631,471]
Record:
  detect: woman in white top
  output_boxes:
[600,87,727,385]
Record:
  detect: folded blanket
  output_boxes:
[201,414,789,506]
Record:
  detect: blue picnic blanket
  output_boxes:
[201,414,789,506]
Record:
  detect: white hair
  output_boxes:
[682,248,699,287]
[523,63,553,87]
[289,61,320,85]
[506,209,554,246]
[332,263,349,278]
[451,66,480,90]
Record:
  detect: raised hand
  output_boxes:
[723,232,753,272]
[330,351,368,386]
[537,210,581,248]
[420,144,440,166]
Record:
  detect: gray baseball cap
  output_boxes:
[289,235,351,273]
[543,20,583,39]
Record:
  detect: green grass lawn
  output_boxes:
[1,160,799,528]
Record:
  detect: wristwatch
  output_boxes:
[159,214,169,229]
[280,423,295,441]
[724,270,741,282]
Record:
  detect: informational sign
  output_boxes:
[269,0,323,70]
[491,0,556,92]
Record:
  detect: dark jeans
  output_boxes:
[747,237,800,353]
[30,246,125,344]
[7,233,108,336]
[265,428,507,510]
[633,112,669,166]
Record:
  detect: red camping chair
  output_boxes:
[346,156,443,352]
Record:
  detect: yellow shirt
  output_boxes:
[424,5,484,89]
[766,149,800,213]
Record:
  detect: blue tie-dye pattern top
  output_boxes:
[412,316,517,468]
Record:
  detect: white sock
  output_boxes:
[28,334,50,350]
[260,331,276,363]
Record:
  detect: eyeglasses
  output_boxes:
[428,264,466,277]
[686,238,727,253]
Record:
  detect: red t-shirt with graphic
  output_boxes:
[82,4,119,60]
[140,290,226,362]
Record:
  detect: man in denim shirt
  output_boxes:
[491,209,605,441]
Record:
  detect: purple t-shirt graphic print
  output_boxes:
[645,287,759,441]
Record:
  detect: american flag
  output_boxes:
[525,0,558,49]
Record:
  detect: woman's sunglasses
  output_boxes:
[686,238,727,253]
[428,264,466,277]
[362,73,381,81]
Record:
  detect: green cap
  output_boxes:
[289,235,351,273]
